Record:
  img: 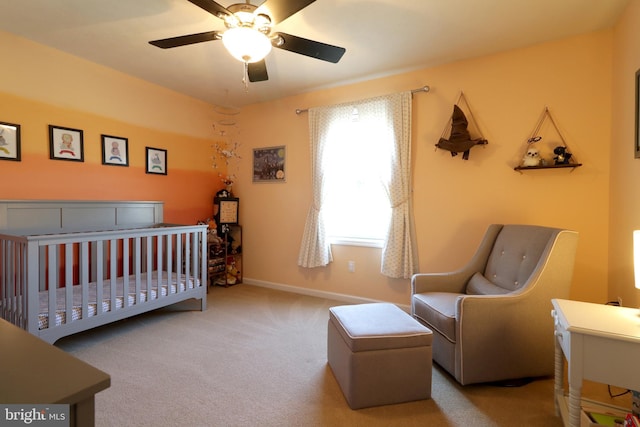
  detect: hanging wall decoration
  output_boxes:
[436,92,488,160]
[514,106,582,172]
[212,103,241,195]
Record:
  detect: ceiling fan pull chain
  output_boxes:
[242,61,249,91]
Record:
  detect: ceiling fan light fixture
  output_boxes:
[222,26,272,63]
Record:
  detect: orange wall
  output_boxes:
[609,0,640,307]
[0,31,225,224]
[238,31,612,305]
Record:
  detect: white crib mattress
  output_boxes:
[38,272,199,329]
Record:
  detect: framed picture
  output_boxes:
[146,147,167,175]
[218,197,239,224]
[636,68,640,158]
[253,145,286,182]
[49,125,84,162]
[0,121,21,161]
[101,134,129,166]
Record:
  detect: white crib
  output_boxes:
[0,200,207,343]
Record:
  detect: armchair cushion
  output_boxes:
[466,272,512,295]
[484,225,552,292]
[412,292,460,343]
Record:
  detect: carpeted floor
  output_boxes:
[54,284,620,426]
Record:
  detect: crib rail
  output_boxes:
[0,224,207,341]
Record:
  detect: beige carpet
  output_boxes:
[54,284,619,426]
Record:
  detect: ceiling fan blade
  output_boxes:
[149,31,220,49]
[187,0,232,20]
[258,0,316,24]
[248,60,269,82]
[274,33,345,63]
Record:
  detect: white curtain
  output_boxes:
[297,107,333,267]
[380,91,415,278]
[297,92,416,276]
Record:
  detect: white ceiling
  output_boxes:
[0,0,630,108]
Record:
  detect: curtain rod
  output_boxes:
[295,85,430,115]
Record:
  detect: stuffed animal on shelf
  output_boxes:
[522,147,542,167]
[553,146,572,165]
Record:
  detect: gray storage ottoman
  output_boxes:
[327,302,433,409]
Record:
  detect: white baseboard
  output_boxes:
[242,277,411,312]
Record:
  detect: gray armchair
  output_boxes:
[411,224,578,385]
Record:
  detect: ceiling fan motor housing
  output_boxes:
[225,4,272,33]
[149,0,346,82]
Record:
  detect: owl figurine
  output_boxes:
[522,147,541,167]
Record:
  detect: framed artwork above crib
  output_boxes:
[0,121,21,161]
[146,147,167,175]
[101,134,129,167]
[49,125,84,162]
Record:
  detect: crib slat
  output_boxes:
[2,240,14,323]
[109,239,117,311]
[200,229,207,291]
[64,243,73,325]
[176,233,182,292]
[47,245,57,329]
[1,240,10,321]
[166,234,173,294]
[146,236,152,299]
[134,237,141,304]
[184,233,191,289]
[19,241,28,328]
[123,237,130,307]
[26,240,40,334]
[38,246,46,292]
[80,241,89,319]
[157,234,163,298]
[96,241,104,315]
[191,231,198,288]
[192,231,200,288]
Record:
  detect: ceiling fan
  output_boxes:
[149,0,346,84]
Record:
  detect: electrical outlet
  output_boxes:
[348,261,355,273]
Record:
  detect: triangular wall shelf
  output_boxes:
[436,91,488,160]
[514,106,582,172]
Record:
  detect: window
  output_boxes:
[322,107,392,246]
[298,91,415,278]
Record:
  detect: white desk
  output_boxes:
[551,299,640,427]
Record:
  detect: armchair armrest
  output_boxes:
[454,291,553,384]
[411,271,473,294]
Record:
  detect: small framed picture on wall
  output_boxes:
[0,121,21,161]
[49,125,84,162]
[101,134,129,167]
[252,145,286,182]
[146,147,167,175]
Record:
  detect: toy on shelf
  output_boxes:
[521,147,542,167]
[553,146,572,165]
